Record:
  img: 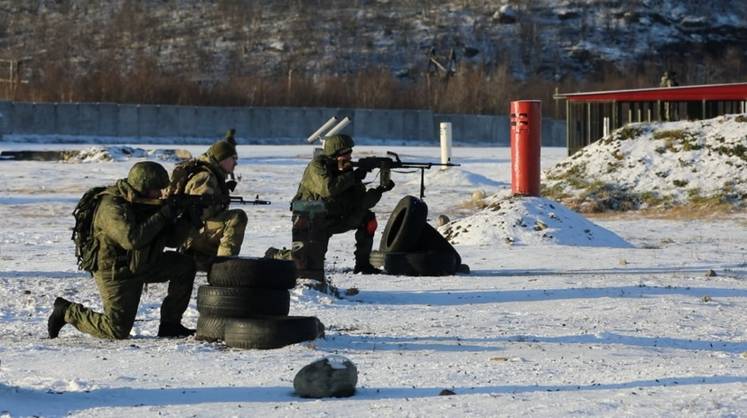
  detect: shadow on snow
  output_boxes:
[319,331,747,354]
[351,285,747,306]
[4,375,746,416]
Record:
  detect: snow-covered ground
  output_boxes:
[1,141,747,417]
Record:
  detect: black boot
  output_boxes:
[353,263,382,275]
[158,322,195,338]
[48,297,72,339]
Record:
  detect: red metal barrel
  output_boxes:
[510,100,541,196]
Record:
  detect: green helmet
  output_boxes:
[207,140,238,162]
[127,161,170,194]
[323,134,354,157]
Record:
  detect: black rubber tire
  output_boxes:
[195,314,228,342]
[379,195,428,253]
[196,285,290,317]
[223,316,325,350]
[208,256,296,289]
[383,250,459,276]
[415,223,462,267]
[369,250,385,268]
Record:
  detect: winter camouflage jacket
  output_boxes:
[93,179,186,277]
[292,154,382,219]
[183,154,231,220]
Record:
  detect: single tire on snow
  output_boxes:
[208,256,296,289]
[379,195,428,253]
[196,285,290,317]
[195,314,228,342]
[369,250,385,268]
[383,250,459,276]
[224,316,325,350]
[414,223,462,267]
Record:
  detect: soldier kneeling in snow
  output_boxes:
[270,134,394,281]
[49,162,197,339]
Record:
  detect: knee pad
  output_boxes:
[228,209,248,227]
[365,213,377,236]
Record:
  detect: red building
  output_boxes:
[554,82,747,155]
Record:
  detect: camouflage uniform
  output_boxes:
[61,162,196,339]
[182,141,247,259]
[290,134,383,279]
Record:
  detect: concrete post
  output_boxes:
[439,122,452,169]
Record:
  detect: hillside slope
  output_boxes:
[1,0,745,82]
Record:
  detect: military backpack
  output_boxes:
[167,159,212,196]
[71,186,108,273]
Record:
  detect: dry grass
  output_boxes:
[0,56,684,117]
[585,202,745,221]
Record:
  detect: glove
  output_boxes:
[226,180,237,192]
[353,168,368,181]
[338,159,353,172]
[378,179,395,192]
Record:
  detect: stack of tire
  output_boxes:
[195,257,325,349]
[370,195,465,276]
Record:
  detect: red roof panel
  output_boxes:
[556,82,747,102]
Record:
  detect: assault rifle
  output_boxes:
[162,194,271,208]
[174,194,271,228]
[352,151,459,199]
[136,194,271,228]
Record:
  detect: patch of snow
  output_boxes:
[324,355,352,369]
[440,190,632,248]
[70,146,191,163]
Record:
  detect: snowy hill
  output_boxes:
[543,114,747,213]
[439,190,632,248]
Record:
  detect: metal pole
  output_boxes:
[566,100,571,155]
[439,122,452,169]
[603,117,610,138]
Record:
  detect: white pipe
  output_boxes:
[323,116,351,138]
[439,122,452,170]
[603,117,610,138]
[306,116,338,143]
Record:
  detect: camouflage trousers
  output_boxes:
[188,208,248,257]
[64,251,196,339]
[290,207,375,280]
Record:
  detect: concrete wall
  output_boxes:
[0,101,566,146]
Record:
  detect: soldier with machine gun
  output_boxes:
[279,133,458,283]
